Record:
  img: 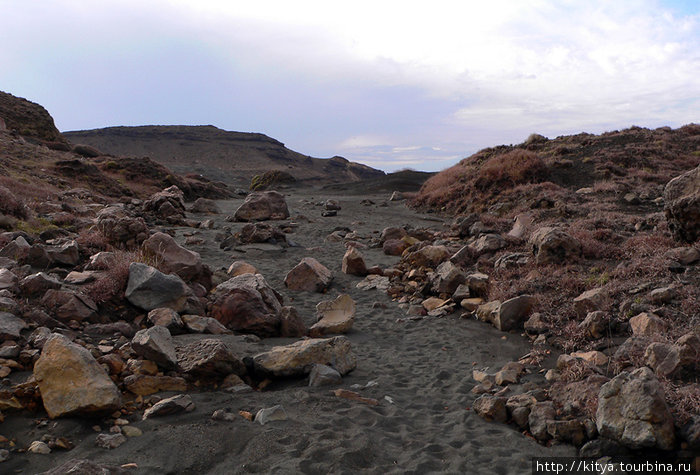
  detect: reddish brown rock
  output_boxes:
[227,260,258,277]
[142,232,210,288]
[209,274,284,336]
[284,257,333,292]
[342,247,367,276]
[382,239,408,256]
[40,290,98,323]
[233,191,290,222]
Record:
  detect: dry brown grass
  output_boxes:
[475,149,547,189]
[84,250,134,305]
[661,380,700,425]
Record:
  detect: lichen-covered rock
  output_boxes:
[33,334,121,418]
[596,367,675,450]
[664,165,700,243]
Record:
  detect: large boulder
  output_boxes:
[528,227,582,264]
[284,257,333,292]
[596,367,675,450]
[233,191,290,222]
[33,334,122,418]
[125,263,190,313]
[251,336,356,378]
[309,294,355,337]
[664,165,700,243]
[95,206,149,249]
[208,273,284,336]
[141,232,210,288]
[176,339,246,377]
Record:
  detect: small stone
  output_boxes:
[255,405,288,425]
[28,440,51,454]
[308,364,342,387]
[142,394,195,419]
[95,433,127,449]
[212,409,237,422]
[121,426,142,437]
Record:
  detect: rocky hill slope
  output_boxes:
[64,125,385,187]
[0,91,67,145]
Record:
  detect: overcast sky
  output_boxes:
[1,1,698,172]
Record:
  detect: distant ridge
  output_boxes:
[64,125,385,186]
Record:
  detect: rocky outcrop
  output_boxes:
[143,186,187,223]
[234,191,290,221]
[664,165,700,243]
[95,206,149,249]
[33,334,122,418]
[0,91,67,143]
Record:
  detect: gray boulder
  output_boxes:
[596,367,675,450]
[125,263,190,312]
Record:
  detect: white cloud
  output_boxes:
[1,0,698,172]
